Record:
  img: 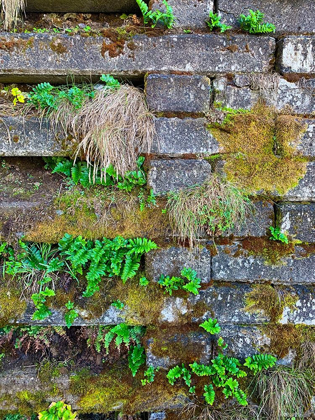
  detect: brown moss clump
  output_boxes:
[241,237,295,265]
[0,287,27,327]
[245,284,298,323]
[262,324,302,358]
[209,104,308,195]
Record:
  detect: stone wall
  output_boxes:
[0,0,315,418]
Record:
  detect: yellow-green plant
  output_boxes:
[38,401,77,420]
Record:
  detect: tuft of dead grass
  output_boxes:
[1,0,25,30]
[167,174,252,247]
[253,366,314,420]
[71,85,155,181]
[297,340,315,371]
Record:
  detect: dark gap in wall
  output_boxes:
[213,0,219,14]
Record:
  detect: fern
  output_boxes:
[128,345,146,377]
[204,384,215,405]
[136,0,174,28]
[206,12,231,33]
[239,10,275,34]
[244,354,277,374]
[200,318,221,335]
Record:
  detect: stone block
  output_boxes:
[145,246,211,283]
[151,0,213,28]
[153,118,219,155]
[26,0,138,12]
[218,0,315,34]
[278,36,315,75]
[279,285,315,325]
[222,201,274,238]
[214,76,315,115]
[0,34,275,83]
[284,161,315,201]
[212,243,315,284]
[148,159,211,195]
[0,117,73,156]
[278,203,315,242]
[296,120,315,158]
[146,75,211,114]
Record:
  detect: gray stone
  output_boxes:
[278,203,315,242]
[145,330,213,368]
[212,243,315,284]
[153,118,219,155]
[160,297,189,324]
[296,120,315,157]
[279,285,315,325]
[220,326,271,360]
[223,201,274,238]
[278,36,315,75]
[148,159,211,194]
[149,413,166,420]
[213,76,315,115]
[285,162,315,201]
[145,246,211,283]
[26,0,138,12]
[218,0,315,34]
[0,116,74,156]
[0,34,275,83]
[151,0,213,28]
[146,75,211,113]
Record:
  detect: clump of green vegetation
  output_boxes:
[158,267,201,296]
[206,12,231,33]
[269,226,289,244]
[209,105,308,196]
[252,365,314,419]
[136,0,174,28]
[38,401,77,420]
[167,174,251,246]
[166,318,276,407]
[239,10,275,33]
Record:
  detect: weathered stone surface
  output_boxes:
[278,203,315,242]
[146,75,211,113]
[218,0,315,34]
[148,159,211,194]
[0,117,74,156]
[26,0,138,12]
[149,413,166,420]
[278,36,315,75]
[214,76,315,115]
[284,162,315,201]
[212,243,315,284]
[220,326,271,360]
[145,330,213,368]
[223,201,274,238]
[145,246,211,283]
[151,0,213,28]
[153,118,219,155]
[279,285,315,325]
[0,34,275,82]
[296,120,315,157]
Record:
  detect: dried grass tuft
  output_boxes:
[167,174,252,247]
[1,0,25,30]
[66,85,155,181]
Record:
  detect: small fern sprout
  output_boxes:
[239,10,276,34]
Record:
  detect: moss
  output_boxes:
[109,277,165,325]
[25,188,169,242]
[209,104,308,195]
[49,39,68,54]
[262,324,304,358]
[245,284,298,323]
[240,236,295,265]
[0,287,27,327]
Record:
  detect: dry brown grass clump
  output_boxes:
[68,85,155,181]
[1,0,25,30]
[167,174,252,247]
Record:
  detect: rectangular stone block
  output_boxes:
[0,34,275,82]
[146,75,211,114]
[153,118,219,155]
[148,159,211,195]
[214,75,315,115]
[0,116,73,156]
[278,36,315,75]
[26,0,138,12]
[212,243,315,284]
[218,0,315,34]
[284,161,315,201]
[145,246,211,283]
[223,201,274,238]
[151,0,213,29]
[278,203,315,243]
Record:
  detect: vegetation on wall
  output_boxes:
[0,0,25,30]
[136,0,174,29]
[239,10,276,34]
[209,105,308,196]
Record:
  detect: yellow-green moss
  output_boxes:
[245,284,298,323]
[25,188,169,242]
[0,287,27,327]
[240,236,295,265]
[209,104,308,195]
